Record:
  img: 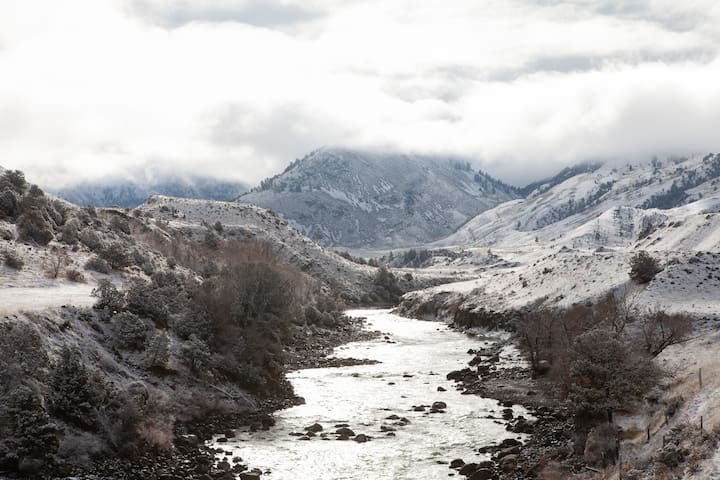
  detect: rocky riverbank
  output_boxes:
[444,335,577,480]
[22,313,380,480]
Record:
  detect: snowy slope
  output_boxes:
[238,147,519,248]
[437,154,720,250]
[138,195,381,302]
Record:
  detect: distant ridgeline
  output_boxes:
[51,174,248,208]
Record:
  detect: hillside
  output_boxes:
[0,166,445,478]
[238,147,519,248]
[437,153,720,250]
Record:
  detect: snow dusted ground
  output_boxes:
[0,228,98,314]
[0,284,95,315]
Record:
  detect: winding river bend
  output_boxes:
[214,309,530,479]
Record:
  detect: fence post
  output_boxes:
[647,426,650,443]
[699,368,703,389]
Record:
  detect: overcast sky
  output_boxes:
[2,0,720,188]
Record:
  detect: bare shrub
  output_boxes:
[44,248,70,279]
[65,268,85,283]
[640,310,693,357]
[85,256,111,274]
[2,249,24,270]
[584,423,619,467]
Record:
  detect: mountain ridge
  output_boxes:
[238,147,520,248]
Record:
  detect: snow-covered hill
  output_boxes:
[51,172,248,208]
[238,147,519,248]
[437,153,720,251]
[137,195,445,303]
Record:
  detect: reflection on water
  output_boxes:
[213,309,529,479]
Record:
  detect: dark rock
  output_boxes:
[500,438,522,448]
[336,427,355,436]
[468,469,493,480]
[432,401,447,410]
[459,462,479,475]
[217,461,231,472]
[306,423,323,433]
[496,446,520,458]
[437,386,447,392]
[500,455,518,473]
[450,459,465,469]
[239,472,261,480]
[176,434,200,447]
[353,434,369,443]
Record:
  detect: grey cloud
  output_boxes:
[210,103,353,168]
[534,0,709,33]
[127,0,323,29]
[487,48,715,82]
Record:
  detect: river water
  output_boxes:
[213,309,530,479]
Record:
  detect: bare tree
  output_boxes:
[640,309,692,357]
[45,248,70,279]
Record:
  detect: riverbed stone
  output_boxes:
[459,462,479,475]
[306,423,323,433]
[450,459,465,468]
[468,469,493,480]
[239,472,261,480]
[336,427,355,436]
[353,434,369,443]
[432,401,447,409]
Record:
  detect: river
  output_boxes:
[213,309,530,479]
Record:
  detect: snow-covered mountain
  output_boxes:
[238,147,519,248]
[436,153,720,250]
[51,173,248,208]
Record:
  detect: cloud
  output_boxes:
[126,0,324,29]
[1,0,720,189]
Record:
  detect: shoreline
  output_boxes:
[444,327,573,479]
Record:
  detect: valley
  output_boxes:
[2,151,720,479]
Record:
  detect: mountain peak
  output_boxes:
[239,148,519,248]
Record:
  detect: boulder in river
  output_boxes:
[336,427,355,436]
[239,472,262,480]
[432,401,447,409]
[449,458,465,469]
[353,434,369,443]
[306,423,323,433]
